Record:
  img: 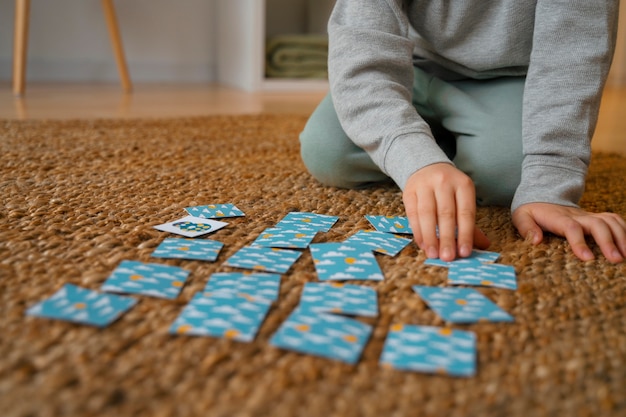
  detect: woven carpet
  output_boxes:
[1,115,625,417]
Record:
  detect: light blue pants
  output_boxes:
[299,67,525,206]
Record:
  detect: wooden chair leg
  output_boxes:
[13,0,31,96]
[101,0,132,93]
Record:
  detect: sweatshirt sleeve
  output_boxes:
[512,0,619,212]
[327,0,452,190]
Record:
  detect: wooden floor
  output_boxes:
[0,82,624,155]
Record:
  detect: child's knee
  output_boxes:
[473,164,521,206]
[300,118,388,189]
[453,116,523,206]
[300,93,390,189]
[453,132,522,206]
[460,146,522,206]
[299,115,356,188]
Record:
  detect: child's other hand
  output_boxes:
[512,203,626,263]
[403,163,490,262]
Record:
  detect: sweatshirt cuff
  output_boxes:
[382,131,452,190]
[511,161,586,213]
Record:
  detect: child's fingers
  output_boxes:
[560,219,595,261]
[434,186,458,261]
[416,189,440,259]
[402,187,423,249]
[601,213,626,259]
[511,208,544,245]
[455,180,477,258]
[581,215,624,263]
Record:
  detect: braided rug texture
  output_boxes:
[1,115,625,417]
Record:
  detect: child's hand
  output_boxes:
[403,163,490,262]
[512,203,626,263]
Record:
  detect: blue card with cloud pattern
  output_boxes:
[26,284,137,327]
[448,262,517,290]
[413,286,513,323]
[203,272,281,302]
[365,215,412,235]
[380,324,477,377]
[169,292,271,342]
[344,230,411,256]
[298,282,378,317]
[251,226,317,249]
[185,204,245,219]
[309,242,384,281]
[275,212,339,232]
[423,249,501,267]
[151,238,224,261]
[270,308,372,364]
[224,245,302,274]
[101,260,190,299]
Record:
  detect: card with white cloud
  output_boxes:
[309,242,384,281]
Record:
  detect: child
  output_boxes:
[300,0,626,263]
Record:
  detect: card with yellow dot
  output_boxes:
[344,230,411,256]
[413,286,514,323]
[101,260,190,299]
[365,215,412,235]
[169,292,271,342]
[423,249,501,267]
[185,203,245,219]
[270,307,373,364]
[380,324,476,377]
[298,282,378,317]
[448,262,517,290]
[251,226,318,249]
[224,245,303,274]
[309,242,384,281]
[151,238,224,261]
[275,212,339,232]
[203,272,281,303]
[26,284,137,327]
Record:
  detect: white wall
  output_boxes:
[0,0,217,83]
[1,0,623,85]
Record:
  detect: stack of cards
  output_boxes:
[202,272,281,302]
[250,212,339,249]
[365,215,412,235]
[448,262,517,290]
[298,282,378,317]
[413,286,514,323]
[251,227,318,249]
[170,292,272,342]
[151,238,224,262]
[309,242,385,281]
[224,212,338,274]
[153,203,243,238]
[224,245,303,274]
[184,204,245,219]
[270,282,377,364]
[423,248,500,267]
[170,271,281,342]
[26,284,137,327]
[101,260,190,299]
[344,230,411,257]
[276,212,339,232]
[424,248,518,290]
[380,324,477,377]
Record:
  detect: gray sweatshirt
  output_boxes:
[328,0,619,212]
